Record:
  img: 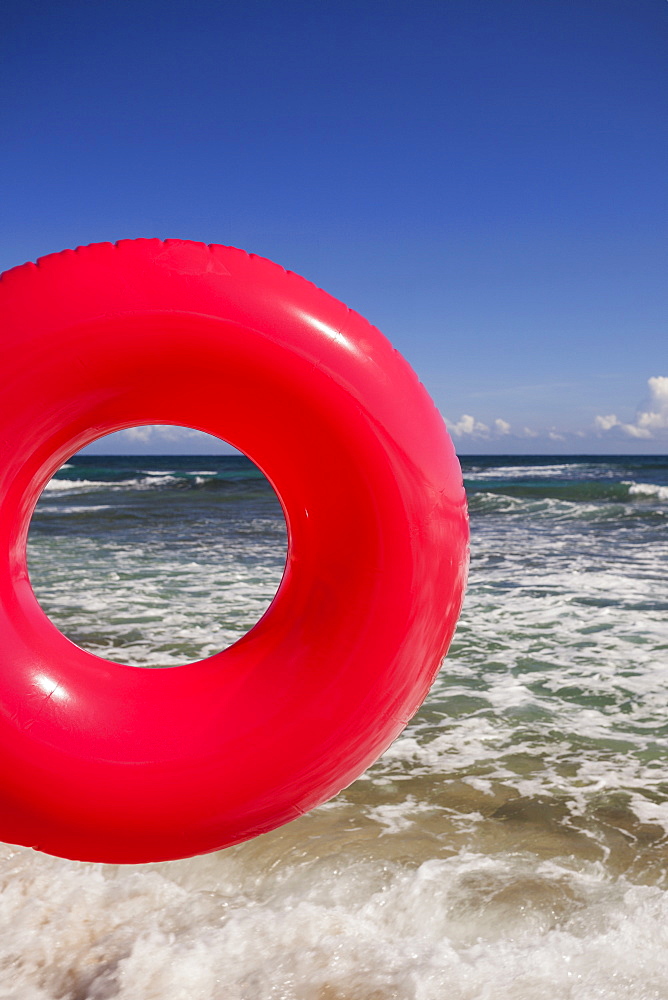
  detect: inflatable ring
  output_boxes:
[0,239,468,863]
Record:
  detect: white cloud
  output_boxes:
[637,375,668,432]
[444,380,668,450]
[594,376,668,440]
[117,425,204,444]
[446,415,553,442]
[594,414,620,432]
[122,426,153,443]
[82,424,239,455]
[447,414,490,438]
[594,413,651,438]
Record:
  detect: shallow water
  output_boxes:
[3,453,667,998]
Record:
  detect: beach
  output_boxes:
[2,453,667,998]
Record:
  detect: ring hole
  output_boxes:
[27,427,288,667]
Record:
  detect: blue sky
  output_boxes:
[2,0,665,455]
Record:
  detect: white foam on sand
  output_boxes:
[2,842,668,999]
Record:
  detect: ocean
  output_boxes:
[2,452,667,999]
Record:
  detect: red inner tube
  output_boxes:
[0,239,469,862]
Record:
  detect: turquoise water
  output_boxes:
[3,453,667,998]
